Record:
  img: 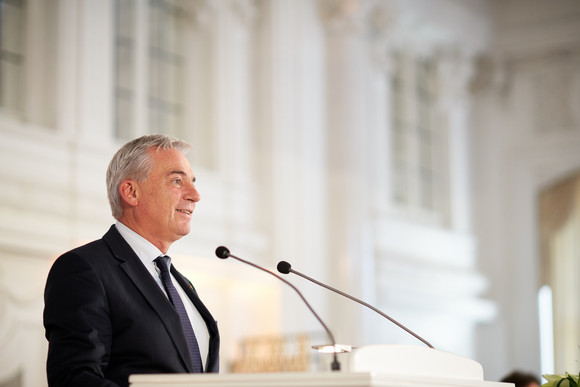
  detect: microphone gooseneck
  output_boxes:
[276,260,435,349]
[215,247,341,371]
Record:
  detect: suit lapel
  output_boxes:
[102,226,194,372]
[172,266,220,372]
[172,266,218,336]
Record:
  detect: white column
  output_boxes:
[76,0,114,146]
[321,0,374,346]
[437,53,476,232]
[256,0,328,338]
[211,1,259,240]
[182,0,263,253]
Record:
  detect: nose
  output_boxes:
[184,181,201,202]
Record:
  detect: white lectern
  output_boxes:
[130,345,513,387]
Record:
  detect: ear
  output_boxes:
[119,180,139,208]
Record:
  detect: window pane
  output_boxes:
[147,0,185,136]
[116,0,135,38]
[389,52,446,221]
[0,59,21,110]
[116,41,134,90]
[1,0,24,54]
[115,92,133,140]
[113,0,136,140]
[0,0,25,114]
[390,53,409,205]
[416,59,438,211]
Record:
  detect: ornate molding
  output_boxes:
[317,0,396,72]
[186,0,259,28]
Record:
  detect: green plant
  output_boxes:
[542,372,580,387]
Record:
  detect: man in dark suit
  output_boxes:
[44,135,219,387]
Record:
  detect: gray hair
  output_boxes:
[106,134,191,219]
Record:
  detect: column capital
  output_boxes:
[228,0,259,27]
[318,0,391,36]
[318,0,396,72]
[436,52,477,109]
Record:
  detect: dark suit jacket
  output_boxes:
[43,225,219,387]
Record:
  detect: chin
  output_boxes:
[176,226,191,237]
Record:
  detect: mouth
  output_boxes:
[176,209,192,216]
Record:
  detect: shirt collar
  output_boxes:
[115,221,167,265]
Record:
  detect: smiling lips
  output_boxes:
[176,209,192,215]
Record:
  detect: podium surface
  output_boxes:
[130,346,513,387]
[130,372,512,387]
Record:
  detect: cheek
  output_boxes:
[139,192,167,216]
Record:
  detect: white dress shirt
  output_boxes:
[115,221,209,369]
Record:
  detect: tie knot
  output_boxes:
[155,255,171,272]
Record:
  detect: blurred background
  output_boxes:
[1,0,579,386]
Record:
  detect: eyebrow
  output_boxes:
[168,170,196,183]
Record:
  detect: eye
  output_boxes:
[172,177,183,186]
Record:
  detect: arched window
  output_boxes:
[113,0,187,140]
[538,173,580,374]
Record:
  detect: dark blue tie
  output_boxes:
[155,256,203,372]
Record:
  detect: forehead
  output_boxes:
[148,148,194,176]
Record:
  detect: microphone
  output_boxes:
[277,260,435,349]
[215,246,341,371]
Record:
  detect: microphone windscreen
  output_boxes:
[277,261,292,274]
[215,246,230,259]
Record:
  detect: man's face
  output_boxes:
[133,148,200,250]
